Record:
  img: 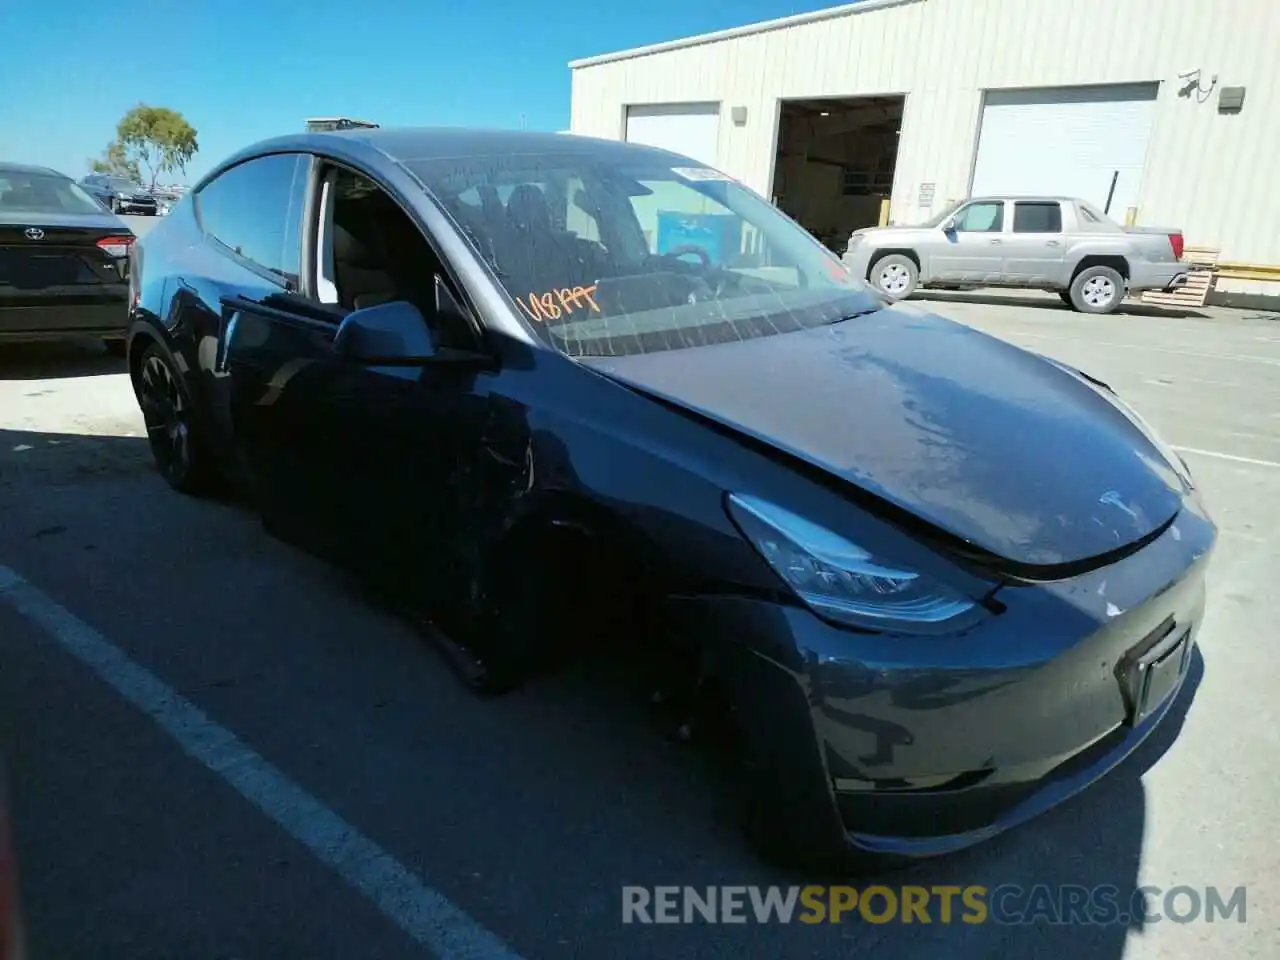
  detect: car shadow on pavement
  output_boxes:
[913,290,1210,320]
[0,421,1210,959]
[0,427,153,490]
[0,340,126,381]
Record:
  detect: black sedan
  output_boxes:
[80,174,158,216]
[0,162,135,351]
[124,128,1215,872]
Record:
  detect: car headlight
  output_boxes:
[726,493,977,632]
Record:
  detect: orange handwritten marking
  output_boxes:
[517,284,603,321]
[515,296,544,323]
[575,284,600,312]
[825,260,852,282]
[555,288,578,313]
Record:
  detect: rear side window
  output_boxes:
[1013,201,1063,233]
[196,154,306,286]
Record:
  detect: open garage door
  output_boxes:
[625,103,720,168]
[771,96,904,252]
[971,83,1158,218]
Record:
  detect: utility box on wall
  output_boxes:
[1218,87,1246,114]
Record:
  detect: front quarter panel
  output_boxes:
[846,227,940,283]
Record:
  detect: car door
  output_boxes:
[927,200,1006,283]
[1002,200,1067,285]
[221,157,498,610]
[184,151,347,562]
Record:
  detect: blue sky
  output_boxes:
[1,0,838,184]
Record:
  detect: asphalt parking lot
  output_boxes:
[1,285,1277,959]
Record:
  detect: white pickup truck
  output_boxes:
[842,195,1188,314]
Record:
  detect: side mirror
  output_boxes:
[334,300,438,363]
[941,217,957,232]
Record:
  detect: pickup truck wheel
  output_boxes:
[1069,265,1125,314]
[870,254,918,300]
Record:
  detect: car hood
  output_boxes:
[849,224,934,244]
[580,305,1185,569]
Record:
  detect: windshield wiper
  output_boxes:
[829,305,886,325]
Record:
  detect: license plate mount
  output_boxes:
[1123,624,1191,725]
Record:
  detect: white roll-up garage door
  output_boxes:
[970,83,1159,217]
[625,103,721,168]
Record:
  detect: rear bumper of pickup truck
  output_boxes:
[1129,262,1189,293]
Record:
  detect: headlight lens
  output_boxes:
[727,494,977,632]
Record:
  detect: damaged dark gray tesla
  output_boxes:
[125,127,1215,872]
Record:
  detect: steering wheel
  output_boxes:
[663,244,713,269]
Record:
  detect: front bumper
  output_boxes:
[669,497,1214,861]
[842,244,874,282]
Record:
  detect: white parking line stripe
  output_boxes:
[0,565,524,960]
[1171,446,1280,469]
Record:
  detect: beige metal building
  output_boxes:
[569,0,1280,305]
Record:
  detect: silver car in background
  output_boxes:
[844,196,1188,314]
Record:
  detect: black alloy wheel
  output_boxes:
[135,346,213,493]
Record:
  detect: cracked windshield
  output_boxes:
[412,155,878,356]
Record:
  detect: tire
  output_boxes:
[1068,265,1126,314]
[463,550,551,695]
[734,733,904,877]
[133,344,217,494]
[456,525,651,695]
[869,253,919,300]
[441,528,584,695]
[1057,290,1074,307]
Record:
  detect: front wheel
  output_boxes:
[870,253,919,300]
[1069,265,1125,314]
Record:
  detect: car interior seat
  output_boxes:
[501,184,605,297]
[330,220,398,311]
